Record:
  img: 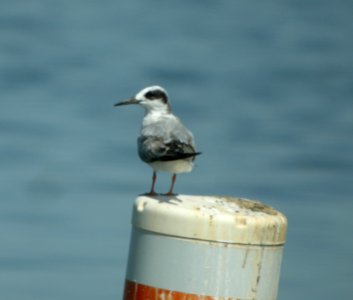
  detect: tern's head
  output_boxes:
[114,86,170,113]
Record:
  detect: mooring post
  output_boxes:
[123,195,287,300]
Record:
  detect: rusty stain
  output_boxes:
[235,217,247,226]
[209,215,214,226]
[241,246,250,268]
[219,196,278,216]
[249,247,265,299]
[124,280,238,300]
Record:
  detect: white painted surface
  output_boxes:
[133,195,287,245]
[126,195,287,299]
[126,228,284,299]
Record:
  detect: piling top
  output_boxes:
[132,195,287,245]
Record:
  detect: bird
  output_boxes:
[114,85,201,196]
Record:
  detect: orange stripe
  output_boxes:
[123,280,217,300]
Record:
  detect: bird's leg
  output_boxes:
[147,171,157,196]
[166,174,177,196]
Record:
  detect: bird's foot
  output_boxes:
[145,191,158,196]
[164,192,176,196]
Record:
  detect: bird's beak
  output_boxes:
[114,97,140,107]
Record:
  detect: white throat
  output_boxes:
[143,102,171,116]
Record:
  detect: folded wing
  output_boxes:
[138,136,201,163]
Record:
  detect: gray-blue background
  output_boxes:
[1,1,352,299]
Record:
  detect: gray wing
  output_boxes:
[138,136,200,163]
[138,116,200,163]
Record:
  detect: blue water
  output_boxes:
[1,0,352,299]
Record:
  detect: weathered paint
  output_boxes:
[124,280,216,300]
[125,228,284,299]
[124,195,287,300]
[132,195,287,245]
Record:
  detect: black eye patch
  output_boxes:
[145,90,168,103]
[145,91,155,99]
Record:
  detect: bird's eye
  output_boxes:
[145,91,154,99]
